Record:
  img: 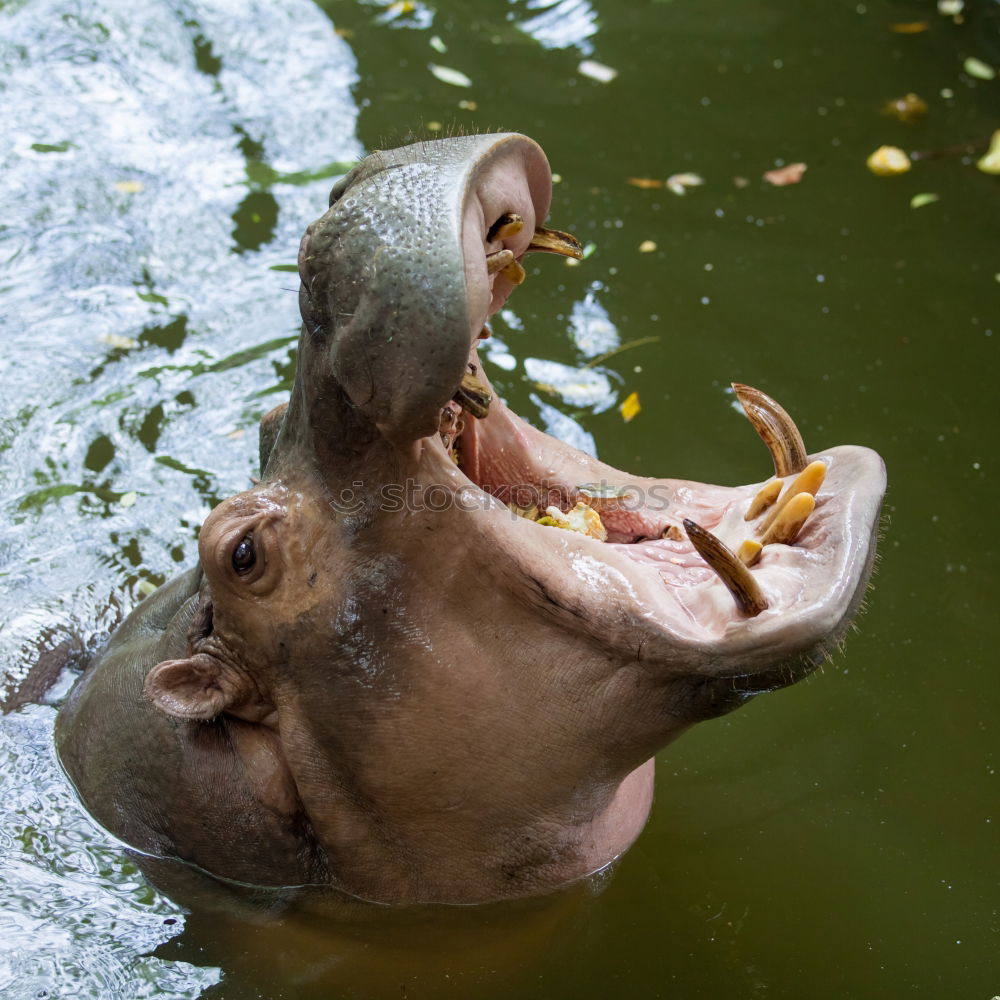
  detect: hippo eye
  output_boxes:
[232,535,256,575]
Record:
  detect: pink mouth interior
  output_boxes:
[447,347,724,589]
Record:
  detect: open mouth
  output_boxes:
[435,211,830,622]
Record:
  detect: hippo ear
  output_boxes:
[144,652,242,722]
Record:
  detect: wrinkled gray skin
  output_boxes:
[57,134,886,906]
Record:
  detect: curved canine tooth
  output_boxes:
[487,212,524,242]
[757,460,826,535]
[744,478,783,521]
[737,539,763,566]
[683,519,768,617]
[452,372,493,419]
[502,260,527,285]
[486,249,515,274]
[759,492,816,546]
[732,382,808,477]
[525,226,585,260]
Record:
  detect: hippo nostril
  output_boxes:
[486,212,525,242]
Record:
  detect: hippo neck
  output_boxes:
[264,345,419,485]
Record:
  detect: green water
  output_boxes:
[1,0,997,996]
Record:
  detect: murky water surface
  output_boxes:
[1,0,997,996]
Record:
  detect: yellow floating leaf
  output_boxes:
[883,93,928,123]
[977,129,1000,174]
[890,21,929,33]
[910,192,940,208]
[120,491,138,508]
[620,391,641,423]
[458,99,477,111]
[963,57,995,80]
[628,177,664,189]
[763,162,807,186]
[114,180,144,193]
[137,579,158,598]
[866,145,911,176]
[428,63,473,88]
[429,35,447,53]
[638,240,657,253]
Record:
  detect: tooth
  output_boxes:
[486,249,515,274]
[757,460,826,535]
[732,382,808,477]
[452,372,492,419]
[662,524,683,541]
[745,479,783,520]
[737,539,763,566]
[683,519,768,617]
[487,213,525,242]
[525,226,584,260]
[502,260,527,285]
[759,492,816,546]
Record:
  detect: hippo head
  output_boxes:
[59,134,885,906]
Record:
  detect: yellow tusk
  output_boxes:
[757,460,826,535]
[525,226,584,260]
[759,492,816,546]
[737,539,763,566]
[684,519,768,617]
[732,382,808,477]
[501,260,527,285]
[452,372,493,419]
[745,479,783,521]
[487,213,525,242]
[486,249,515,274]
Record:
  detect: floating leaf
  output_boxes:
[883,93,928,123]
[114,180,144,193]
[137,579,158,598]
[620,391,641,423]
[763,162,807,186]
[890,21,929,33]
[976,129,1000,174]
[628,177,664,189]
[428,63,473,88]
[429,35,447,53]
[578,60,618,83]
[910,192,940,208]
[638,240,657,253]
[119,491,138,508]
[666,172,705,195]
[866,145,911,176]
[938,0,964,14]
[99,333,138,350]
[269,263,298,272]
[458,99,477,111]
[31,140,73,153]
[963,57,996,80]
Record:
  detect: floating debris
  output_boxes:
[628,177,665,189]
[977,130,1000,174]
[866,145,912,176]
[666,172,704,195]
[763,162,807,186]
[429,35,447,53]
[578,60,618,83]
[890,21,930,33]
[620,391,641,423]
[638,240,657,253]
[910,192,940,208]
[963,57,996,81]
[883,93,928,123]
[429,63,473,88]
[99,333,138,350]
[114,180,144,193]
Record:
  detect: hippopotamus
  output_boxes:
[56,133,886,906]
